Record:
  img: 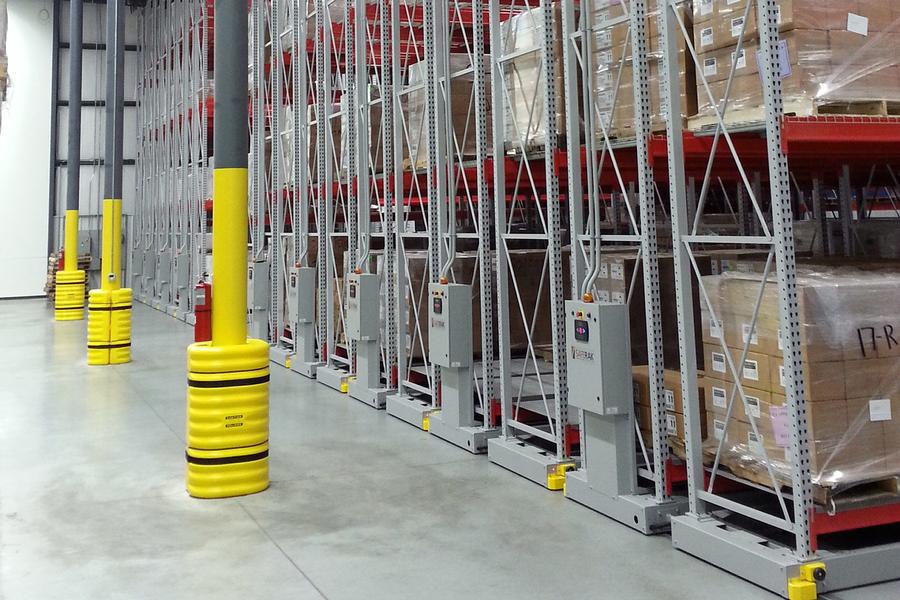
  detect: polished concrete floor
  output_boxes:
[1,299,898,599]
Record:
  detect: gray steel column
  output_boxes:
[105,0,126,201]
[66,0,84,214]
[216,0,249,171]
[47,0,62,255]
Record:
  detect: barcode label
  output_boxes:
[748,431,764,455]
[701,27,714,48]
[743,359,759,381]
[665,389,676,412]
[746,395,761,419]
[742,323,759,346]
[666,414,678,436]
[731,17,745,38]
[704,57,717,77]
[712,352,726,374]
[714,419,726,440]
[712,386,727,409]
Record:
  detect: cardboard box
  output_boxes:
[769,360,846,402]
[705,376,775,423]
[704,343,772,392]
[633,366,707,414]
[697,30,829,85]
[503,4,567,149]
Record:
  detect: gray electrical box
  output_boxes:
[247,259,270,312]
[564,300,632,416]
[288,266,316,324]
[429,282,472,368]
[347,272,380,341]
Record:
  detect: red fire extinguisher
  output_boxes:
[194,280,212,343]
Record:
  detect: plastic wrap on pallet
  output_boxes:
[404,55,491,171]
[692,1,900,125]
[590,1,696,139]
[699,266,900,499]
[501,3,566,150]
[307,102,345,182]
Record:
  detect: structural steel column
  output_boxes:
[88,0,133,366]
[185,0,269,499]
[55,0,86,321]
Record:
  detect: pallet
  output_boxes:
[702,447,900,508]
[687,98,900,132]
[533,344,555,364]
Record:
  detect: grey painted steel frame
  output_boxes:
[559,0,685,532]
[661,0,900,595]
[487,0,575,487]
[289,0,323,378]
[315,0,352,393]
[347,0,390,408]
[386,0,445,428]
[426,0,499,453]
[132,0,210,317]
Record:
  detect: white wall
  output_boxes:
[0,0,52,298]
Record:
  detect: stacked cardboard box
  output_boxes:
[633,366,707,453]
[593,250,711,369]
[390,249,571,361]
[591,2,697,138]
[501,4,567,150]
[700,268,900,495]
[693,1,900,124]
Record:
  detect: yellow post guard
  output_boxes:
[186,339,270,498]
[88,199,132,365]
[210,169,249,348]
[55,209,85,321]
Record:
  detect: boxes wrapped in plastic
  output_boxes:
[500,4,566,150]
[589,1,696,138]
[693,1,900,125]
[404,55,492,170]
[699,267,900,499]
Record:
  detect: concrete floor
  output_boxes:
[1,299,898,600]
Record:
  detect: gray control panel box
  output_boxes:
[288,266,316,324]
[564,300,632,415]
[347,272,380,341]
[247,259,270,312]
[429,283,472,368]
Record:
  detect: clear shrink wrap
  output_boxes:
[500,4,566,149]
[699,266,900,500]
[589,1,696,138]
[404,55,492,169]
[693,1,900,124]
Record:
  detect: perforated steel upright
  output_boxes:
[558,0,688,530]
[486,0,576,489]
[133,0,211,323]
[315,0,355,394]
[425,0,500,453]
[385,0,444,430]
[660,0,900,595]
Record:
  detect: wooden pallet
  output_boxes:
[533,344,555,364]
[702,447,900,507]
[687,98,900,132]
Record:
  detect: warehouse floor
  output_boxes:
[1,299,898,600]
